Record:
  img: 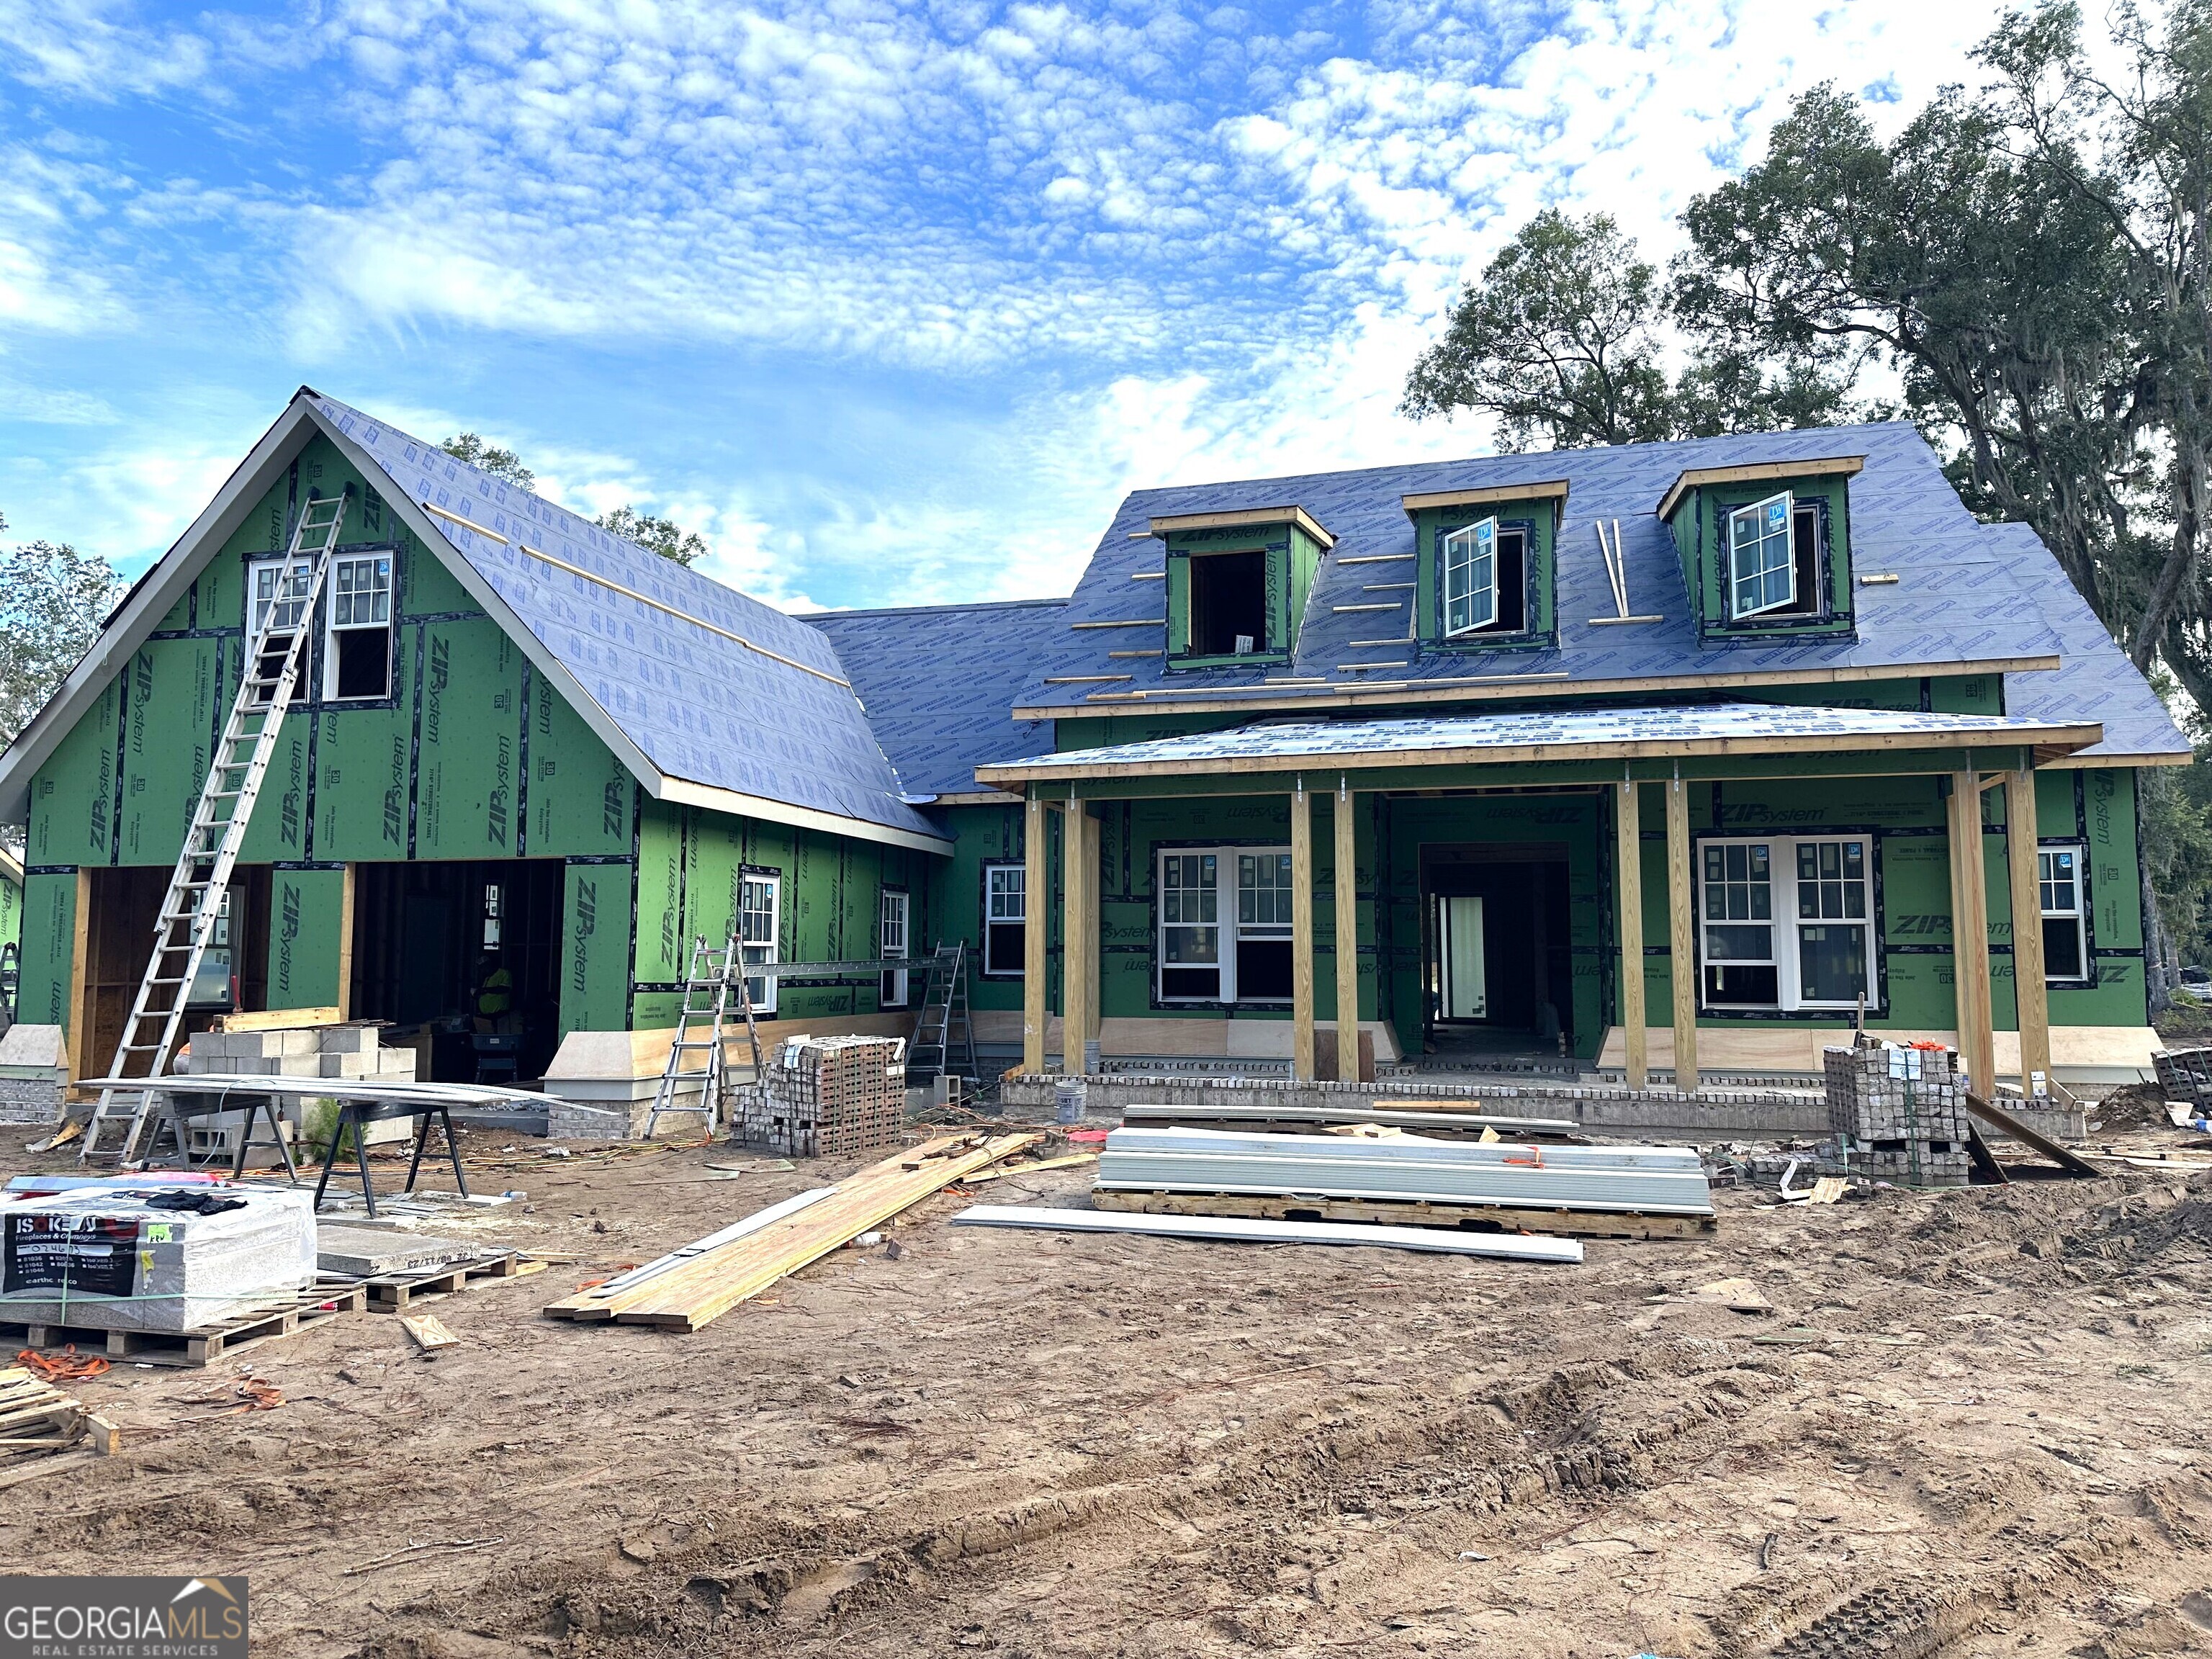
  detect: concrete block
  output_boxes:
[319,1053,374,1078]
[319,1026,380,1056]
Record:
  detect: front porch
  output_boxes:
[977,701,2146,1099]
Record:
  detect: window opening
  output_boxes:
[2040,844,2088,981]
[1235,850,1295,1000]
[482,883,503,949]
[246,555,314,706]
[1159,852,1221,1000]
[1727,492,1797,619]
[983,863,1026,977]
[1187,549,1269,656]
[327,552,394,700]
[1699,835,1874,1009]
[740,873,781,1015]
[880,889,909,1009]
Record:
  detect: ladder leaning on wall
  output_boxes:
[642,933,765,1139]
[81,489,354,1164]
[906,942,976,1088]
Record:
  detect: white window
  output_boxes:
[879,889,909,1009]
[2039,843,2089,982]
[246,555,315,706]
[1727,491,1797,618]
[982,863,1025,976]
[1443,517,1498,637]
[739,873,780,1015]
[325,552,394,700]
[1157,846,1295,1004]
[1699,835,1874,1010]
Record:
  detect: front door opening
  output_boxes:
[1421,842,1573,1061]
[351,859,564,1084]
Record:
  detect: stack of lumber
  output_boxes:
[1093,1126,1714,1220]
[544,1131,1039,1332]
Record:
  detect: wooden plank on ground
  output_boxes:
[542,1132,1041,1334]
[1964,1092,2101,1179]
[400,1314,459,1351]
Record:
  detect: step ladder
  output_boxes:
[82,489,353,1164]
[642,933,764,1138]
[906,942,976,1087]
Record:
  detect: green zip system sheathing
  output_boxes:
[15,436,934,1053]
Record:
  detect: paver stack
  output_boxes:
[1822,1038,1970,1187]
[744,1035,905,1157]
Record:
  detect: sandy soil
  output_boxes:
[3,1122,2210,1659]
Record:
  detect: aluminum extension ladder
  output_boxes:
[906,941,976,1087]
[82,489,353,1164]
[642,933,764,1138]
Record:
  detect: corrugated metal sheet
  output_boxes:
[1095,1127,1716,1216]
[984,701,2092,778]
[805,598,1068,798]
[312,393,940,842]
[951,1203,1585,1263]
[1016,421,2070,713]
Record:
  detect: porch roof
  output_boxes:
[974,701,2102,784]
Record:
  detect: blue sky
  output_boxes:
[1,0,2006,612]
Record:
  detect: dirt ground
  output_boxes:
[4,1119,2211,1659]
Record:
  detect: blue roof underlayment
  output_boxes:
[1984,522,2190,761]
[1016,421,2079,714]
[806,598,1068,798]
[312,393,940,842]
[981,702,2096,777]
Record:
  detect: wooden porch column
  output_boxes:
[336,863,358,1021]
[1291,778,1316,1082]
[1334,777,1360,1082]
[1947,770,1997,1095]
[1614,779,1647,1089]
[1063,798,1093,1075]
[1022,791,1048,1075]
[1665,775,1698,1094]
[2005,768,2051,1092]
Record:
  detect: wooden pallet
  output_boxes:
[0,1366,93,1458]
[349,1251,523,1312]
[1089,1187,1717,1241]
[1,1284,369,1369]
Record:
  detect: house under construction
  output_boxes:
[0,387,2186,1105]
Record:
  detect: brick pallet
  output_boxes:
[1822,1040,1970,1187]
[743,1037,904,1159]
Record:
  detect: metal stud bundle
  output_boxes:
[743,1036,907,1159]
[1822,1040,1969,1187]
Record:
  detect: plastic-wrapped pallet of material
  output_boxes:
[1822,1040,1970,1187]
[742,1036,905,1158]
[0,1184,318,1333]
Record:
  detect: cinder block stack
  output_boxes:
[1822,1038,1970,1187]
[186,1023,417,1084]
[744,1036,905,1158]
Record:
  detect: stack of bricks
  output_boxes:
[1822,1038,1970,1187]
[186,1024,418,1084]
[743,1036,905,1159]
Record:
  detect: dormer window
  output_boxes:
[1443,517,1529,637]
[1151,505,1334,670]
[1658,456,1862,642]
[1403,480,1563,651]
[1189,548,1269,655]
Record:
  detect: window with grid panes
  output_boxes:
[982,863,1025,976]
[1699,835,1876,1010]
[1794,839,1869,1004]
[326,552,395,699]
[1159,852,1221,1000]
[740,873,780,1015]
[2039,844,2088,981]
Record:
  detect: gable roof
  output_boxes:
[805,598,1067,802]
[1987,522,2191,766]
[0,390,948,853]
[1017,421,2069,720]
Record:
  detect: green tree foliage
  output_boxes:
[593,505,706,568]
[440,433,536,490]
[0,511,127,750]
[438,433,706,566]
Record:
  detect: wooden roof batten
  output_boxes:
[1655,455,1866,521]
[1144,505,1336,550]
